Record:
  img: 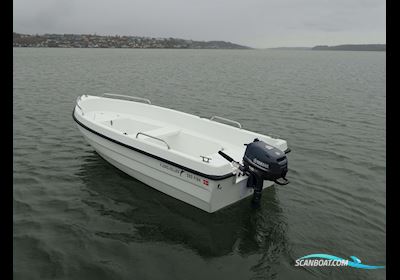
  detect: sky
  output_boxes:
[13,0,386,48]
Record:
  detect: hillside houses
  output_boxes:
[13,32,250,49]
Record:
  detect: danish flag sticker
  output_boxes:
[203,179,209,186]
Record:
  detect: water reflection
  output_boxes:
[77,153,288,259]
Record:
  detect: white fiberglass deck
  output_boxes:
[91,111,240,166]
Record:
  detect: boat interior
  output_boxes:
[76,94,287,166]
[90,111,240,163]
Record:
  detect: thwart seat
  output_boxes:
[143,126,181,138]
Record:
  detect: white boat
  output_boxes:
[73,94,290,213]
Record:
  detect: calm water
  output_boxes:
[13,48,386,280]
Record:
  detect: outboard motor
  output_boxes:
[218,138,289,208]
[243,138,289,207]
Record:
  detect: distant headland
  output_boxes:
[268,44,385,51]
[312,44,385,51]
[13,32,251,49]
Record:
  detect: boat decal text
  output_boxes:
[159,162,182,175]
[159,162,209,186]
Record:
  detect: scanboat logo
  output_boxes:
[295,254,385,270]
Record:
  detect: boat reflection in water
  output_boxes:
[77,153,289,259]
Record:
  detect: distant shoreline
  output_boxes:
[13,33,386,51]
[267,44,385,52]
[13,32,251,50]
[312,44,385,51]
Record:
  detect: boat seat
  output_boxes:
[142,126,181,138]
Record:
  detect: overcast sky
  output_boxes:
[13,0,386,48]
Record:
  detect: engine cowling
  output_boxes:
[243,138,288,181]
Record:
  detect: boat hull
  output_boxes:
[77,125,274,213]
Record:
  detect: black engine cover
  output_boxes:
[243,139,288,181]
